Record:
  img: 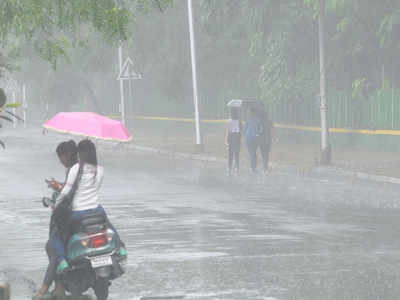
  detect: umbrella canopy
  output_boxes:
[226,99,243,107]
[43,112,132,142]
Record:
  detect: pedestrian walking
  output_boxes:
[225,108,242,173]
[244,107,264,173]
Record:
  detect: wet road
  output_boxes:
[1,129,400,299]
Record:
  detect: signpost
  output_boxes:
[22,84,27,128]
[118,57,142,81]
[6,79,19,128]
[117,49,142,126]
[118,45,126,124]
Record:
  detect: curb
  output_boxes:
[129,144,226,163]
[314,167,400,185]
[98,141,400,185]
[99,141,226,164]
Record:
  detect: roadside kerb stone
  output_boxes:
[314,167,400,185]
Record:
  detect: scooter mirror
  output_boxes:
[42,197,51,207]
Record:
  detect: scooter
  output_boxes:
[42,192,127,300]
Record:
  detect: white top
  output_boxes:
[228,119,241,133]
[55,163,104,211]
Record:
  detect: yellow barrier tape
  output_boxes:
[109,115,227,124]
[108,115,400,136]
[274,123,400,136]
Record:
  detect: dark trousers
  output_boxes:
[228,146,240,171]
[247,139,271,172]
[261,142,271,171]
[44,232,60,286]
[50,230,66,264]
[228,133,241,171]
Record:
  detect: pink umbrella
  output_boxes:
[43,112,132,142]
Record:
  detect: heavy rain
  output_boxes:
[1,1,400,300]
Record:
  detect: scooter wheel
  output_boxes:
[93,278,109,300]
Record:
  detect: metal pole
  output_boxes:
[22,84,26,128]
[392,71,395,129]
[45,101,49,120]
[187,0,203,151]
[118,45,126,124]
[319,0,331,164]
[128,78,133,127]
[12,91,16,128]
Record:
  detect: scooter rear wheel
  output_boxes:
[93,278,109,300]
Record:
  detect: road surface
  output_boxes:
[1,128,400,299]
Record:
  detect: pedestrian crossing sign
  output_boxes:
[118,57,142,80]
[6,79,19,92]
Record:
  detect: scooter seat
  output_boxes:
[80,215,106,227]
[71,213,107,234]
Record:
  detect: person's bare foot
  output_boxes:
[52,282,66,300]
[32,292,50,300]
[32,284,49,299]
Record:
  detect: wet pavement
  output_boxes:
[1,128,400,299]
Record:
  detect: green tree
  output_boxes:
[9,0,400,122]
[0,0,173,70]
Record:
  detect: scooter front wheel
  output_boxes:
[69,288,82,300]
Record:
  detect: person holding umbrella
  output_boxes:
[225,107,242,174]
[34,140,126,299]
[50,140,126,270]
[244,107,264,173]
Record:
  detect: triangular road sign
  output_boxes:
[118,57,142,80]
[6,79,19,92]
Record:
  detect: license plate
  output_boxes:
[90,255,113,268]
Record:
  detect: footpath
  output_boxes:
[111,125,400,185]
[14,121,399,184]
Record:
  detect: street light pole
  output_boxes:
[187,0,203,152]
[319,0,331,164]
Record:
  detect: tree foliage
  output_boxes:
[257,0,400,103]
[7,0,400,118]
[305,0,400,92]
[0,0,173,69]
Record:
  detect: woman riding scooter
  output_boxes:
[34,139,126,300]
[51,139,126,273]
